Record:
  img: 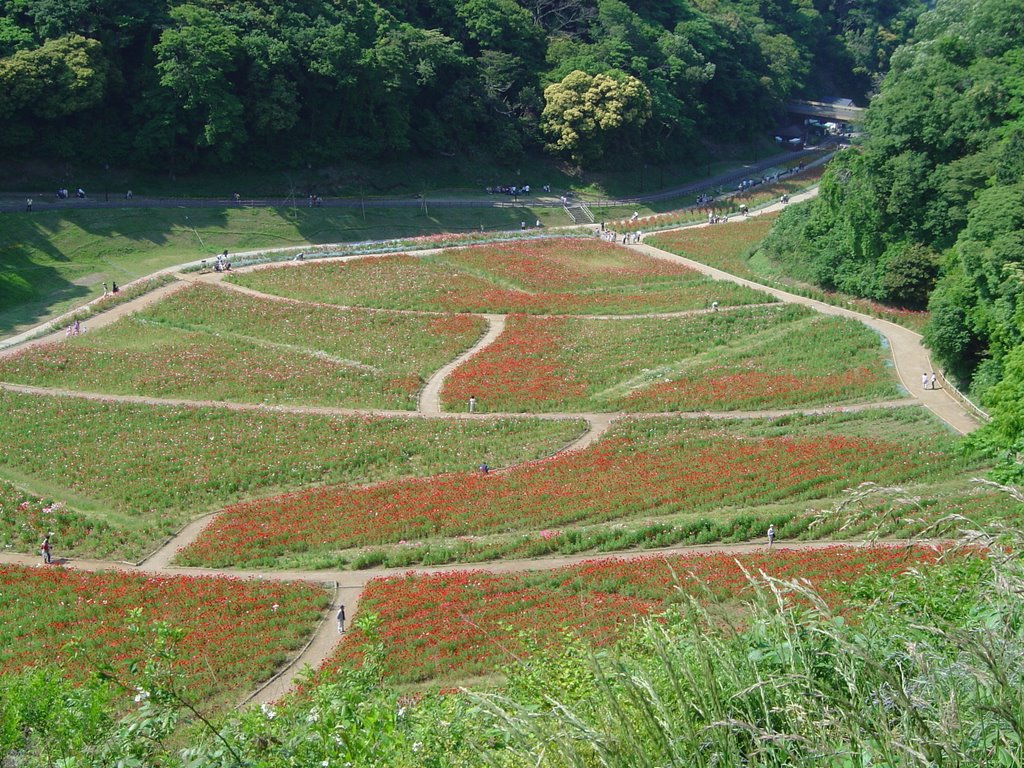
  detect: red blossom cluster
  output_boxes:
[324,545,953,683]
[0,565,328,703]
[179,428,948,568]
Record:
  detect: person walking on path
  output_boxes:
[468,395,477,413]
[767,524,776,550]
[337,605,346,633]
[40,534,52,564]
[930,372,937,390]
[922,372,929,390]
[26,198,32,212]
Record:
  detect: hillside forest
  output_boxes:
[0,0,918,169]
[756,0,1024,479]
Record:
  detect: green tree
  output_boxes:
[541,69,651,164]
[0,34,109,119]
[155,4,245,160]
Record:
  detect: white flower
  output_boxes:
[261,703,276,719]
[412,741,423,753]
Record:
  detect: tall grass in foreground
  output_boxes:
[475,520,1023,766]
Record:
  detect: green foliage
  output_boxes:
[0,0,916,166]
[756,0,1024,475]
[541,70,652,165]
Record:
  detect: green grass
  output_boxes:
[0,205,592,336]
[0,283,487,410]
[228,238,771,314]
[0,388,584,560]
[440,305,900,413]
[648,209,931,332]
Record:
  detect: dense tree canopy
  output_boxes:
[0,0,916,169]
[756,0,1024,477]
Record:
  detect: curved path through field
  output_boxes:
[0,536,941,704]
[0,185,982,705]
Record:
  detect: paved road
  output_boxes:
[0,149,828,213]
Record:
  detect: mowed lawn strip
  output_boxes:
[0,389,584,559]
[228,238,771,314]
[440,305,899,413]
[0,564,329,710]
[0,284,486,410]
[178,409,969,569]
[324,545,955,684]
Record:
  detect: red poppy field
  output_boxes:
[0,565,329,707]
[0,283,486,410]
[440,305,898,412]
[177,410,965,569]
[227,239,771,314]
[325,545,951,683]
[0,389,583,560]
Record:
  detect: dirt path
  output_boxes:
[631,192,980,435]
[420,314,505,413]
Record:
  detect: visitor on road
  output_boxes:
[26,198,32,211]
[40,534,52,564]
[930,372,937,390]
[337,605,346,633]
[767,524,776,550]
[468,395,477,413]
[479,463,489,474]
[111,281,119,294]
[922,372,929,390]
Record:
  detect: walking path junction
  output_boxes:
[0,181,982,706]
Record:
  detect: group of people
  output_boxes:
[214,250,232,272]
[65,319,83,337]
[55,188,86,199]
[598,229,642,244]
[307,194,323,207]
[487,184,531,196]
[922,372,939,390]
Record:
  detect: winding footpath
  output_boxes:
[0,188,981,705]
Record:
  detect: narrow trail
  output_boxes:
[631,191,980,435]
[0,380,920,425]
[419,314,506,413]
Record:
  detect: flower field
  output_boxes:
[0,565,328,707]
[227,239,771,314]
[0,284,486,410]
[0,479,166,560]
[178,410,966,569]
[0,389,583,558]
[325,545,953,683]
[648,216,778,278]
[440,305,898,412]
